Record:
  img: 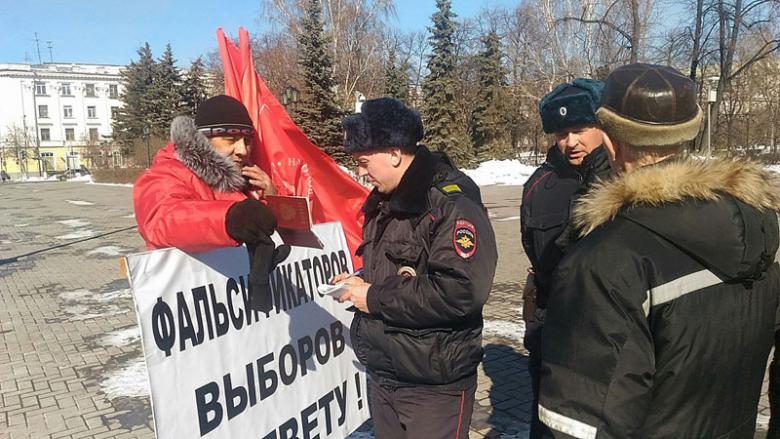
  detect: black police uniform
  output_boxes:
[353,145,498,439]
[520,143,610,437]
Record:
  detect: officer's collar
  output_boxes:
[363,145,438,218]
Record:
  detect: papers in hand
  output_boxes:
[317,282,349,298]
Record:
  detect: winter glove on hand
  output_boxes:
[247,243,292,313]
[225,199,277,246]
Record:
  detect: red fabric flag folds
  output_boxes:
[217,27,367,268]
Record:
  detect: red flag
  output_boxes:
[217,27,368,269]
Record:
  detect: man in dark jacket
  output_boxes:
[520,78,612,438]
[332,98,497,439]
[539,63,780,438]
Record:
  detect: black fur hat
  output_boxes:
[342,98,424,153]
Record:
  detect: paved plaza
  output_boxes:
[0,180,771,438]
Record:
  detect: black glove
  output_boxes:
[247,243,292,312]
[225,199,277,246]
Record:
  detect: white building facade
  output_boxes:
[0,62,124,177]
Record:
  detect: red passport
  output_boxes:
[264,195,312,230]
[264,195,322,249]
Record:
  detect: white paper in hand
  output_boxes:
[317,282,350,298]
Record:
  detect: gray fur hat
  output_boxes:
[342,98,424,153]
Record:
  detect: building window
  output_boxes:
[89,128,99,141]
[38,105,48,119]
[61,83,72,96]
[40,152,55,171]
[87,106,97,118]
[65,128,75,141]
[109,84,118,99]
[35,82,47,95]
[40,128,50,141]
[110,106,119,119]
[63,105,73,118]
[85,84,96,97]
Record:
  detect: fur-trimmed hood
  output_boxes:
[573,159,780,280]
[170,116,246,192]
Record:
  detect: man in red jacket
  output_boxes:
[133,95,287,311]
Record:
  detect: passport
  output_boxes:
[264,195,322,249]
[264,195,312,230]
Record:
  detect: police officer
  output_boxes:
[520,78,612,438]
[332,98,497,439]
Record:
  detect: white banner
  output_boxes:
[125,222,369,439]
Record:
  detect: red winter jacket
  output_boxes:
[133,117,255,253]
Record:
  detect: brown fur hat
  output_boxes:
[596,63,703,146]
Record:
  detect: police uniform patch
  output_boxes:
[453,219,477,259]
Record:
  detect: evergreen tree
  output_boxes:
[113,43,156,144]
[421,0,471,166]
[383,50,410,104]
[471,30,511,160]
[147,43,183,135]
[296,0,347,163]
[181,56,209,116]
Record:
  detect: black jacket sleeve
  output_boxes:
[365,195,498,329]
[539,239,655,438]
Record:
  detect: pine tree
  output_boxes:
[471,30,511,161]
[421,0,471,167]
[181,56,209,117]
[296,0,347,163]
[147,43,183,135]
[384,50,410,104]
[113,43,156,144]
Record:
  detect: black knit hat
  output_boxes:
[342,98,424,153]
[195,95,255,138]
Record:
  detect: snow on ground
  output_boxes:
[87,181,134,188]
[101,357,150,399]
[496,215,520,222]
[463,160,537,186]
[87,246,129,256]
[99,326,141,347]
[57,288,131,321]
[766,165,780,174]
[57,219,90,228]
[483,320,525,343]
[55,229,95,240]
[65,199,95,206]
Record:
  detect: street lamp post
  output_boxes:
[143,125,151,167]
[705,77,719,159]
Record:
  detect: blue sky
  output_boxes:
[0,0,516,66]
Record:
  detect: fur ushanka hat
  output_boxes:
[539,78,604,134]
[342,98,424,153]
[596,63,703,146]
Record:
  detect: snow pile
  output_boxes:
[766,165,780,175]
[463,160,536,186]
[87,246,129,256]
[483,320,525,343]
[55,229,95,240]
[58,219,90,228]
[99,326,141,347]
[65,199,95,206]
[101,357,150,399]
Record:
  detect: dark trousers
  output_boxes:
[369,378,476,439]
[769,331,780,438]
[524,308,552,439]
